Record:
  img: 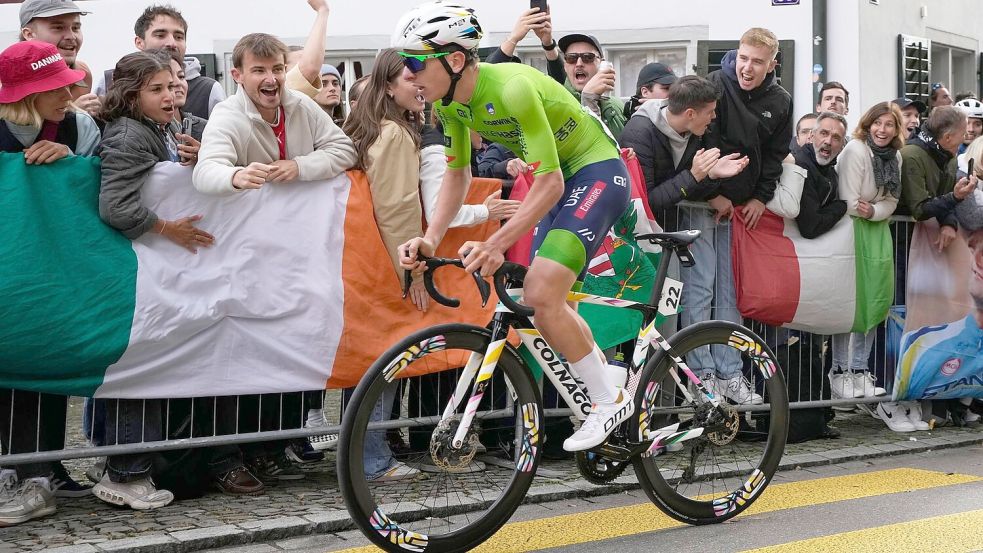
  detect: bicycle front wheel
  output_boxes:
[632,320,788,524]
[337,323,543,553]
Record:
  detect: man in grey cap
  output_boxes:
[19,0,101,116]
[558,33,626,138]
[314,64,343,122]
[623,61,677,118]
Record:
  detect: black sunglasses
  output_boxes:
[563,52,599,64]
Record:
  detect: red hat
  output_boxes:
[0,41,86,104]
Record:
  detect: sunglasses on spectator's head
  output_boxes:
[398,51,451,73]
[931,82,944,91]
[563,52,599,64]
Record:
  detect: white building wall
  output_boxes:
[0,0,818,111]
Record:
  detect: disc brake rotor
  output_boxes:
[429,415,479,471]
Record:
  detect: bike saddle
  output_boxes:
[635,230,701,248]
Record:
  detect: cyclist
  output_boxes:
[394,1,633,451]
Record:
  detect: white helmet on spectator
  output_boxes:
[956,98,983,120]
[391,2,483,54]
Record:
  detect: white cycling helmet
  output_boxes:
[392,1,483,53]
[956,98,983,120]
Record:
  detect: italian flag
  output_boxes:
[731,208,893,335]
[0,154,497,398]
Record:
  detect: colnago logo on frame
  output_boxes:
[530,336,591,416]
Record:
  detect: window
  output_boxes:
[696,40,795,96]
[606,47,687,98]
[898,34,930,103]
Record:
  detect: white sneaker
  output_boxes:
[708,374,763,405]
[0,477,56,527]
[368,461,421,483]
[829,372,861,399]
[903,401,931,430]
[960,398,981,423]
[93,477,174,510]
[305,409,339,451]
[563,392,635,451]
[853,372,887,397]
[0,470,18,504]
[876,402,916,432]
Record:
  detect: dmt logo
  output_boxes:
[603,400,633,432]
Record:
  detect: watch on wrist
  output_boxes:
[541,39,556,50]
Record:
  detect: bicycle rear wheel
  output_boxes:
[632,320,788,524]
[338,323,543,553]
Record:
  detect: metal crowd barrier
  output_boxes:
[0,204,916,466]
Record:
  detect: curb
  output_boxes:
[48,432,983,553]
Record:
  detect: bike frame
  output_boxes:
[441,245,724,456]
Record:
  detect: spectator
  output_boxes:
[929,82,953,111]
[892,97,925,137]
[163,51,206,135]
[816,81,849,115]
[284,0,331,104]
[832,102,912,419]
[95,4,226,119]
[475,141,517,181]
[791,112,818,154]
[18,0,100,117]
[0,40,101,526]
[347,75,369,112]
[900,106,973,231]
[620,75,747,232]
[314,64,344,123]
[954,98,983,156]
[342,48,429,480]
[192,33,354,479]
[623,62,677,118]
[558,33,626,138]
[682,27,791,405]
[794,111,848,239]
[95,50,229,509]
[486,6,564,84]
[954,91,978,104]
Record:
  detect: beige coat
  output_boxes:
[193,86,356,194]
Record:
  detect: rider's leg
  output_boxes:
[523,257,616,405]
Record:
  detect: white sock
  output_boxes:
[306,409,324,426]
[571,348,617,405]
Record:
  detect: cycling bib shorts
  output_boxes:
[531,157,631,287]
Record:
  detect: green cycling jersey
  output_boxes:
[435,62,619,180]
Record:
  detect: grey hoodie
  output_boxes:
[634,99,691,167]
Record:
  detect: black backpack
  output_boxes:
[764,334,835,443]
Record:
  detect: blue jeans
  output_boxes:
[679,206,743,379]
[363,386,398,478]
[99,399,163,483]
[831,331,876,373]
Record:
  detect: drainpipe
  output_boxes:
[813,0,828,108]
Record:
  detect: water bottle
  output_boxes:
[598,60,614,99]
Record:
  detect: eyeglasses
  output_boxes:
[563,52,599,64]
[398,51,451,74]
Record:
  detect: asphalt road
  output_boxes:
[207,443,983,553]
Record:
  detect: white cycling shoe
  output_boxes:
[563,392,634,452]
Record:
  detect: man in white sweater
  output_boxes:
[193,33,355,194]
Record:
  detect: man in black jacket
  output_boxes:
[620,75,748,231]
[678,27,792,405]
[794,112,848,239]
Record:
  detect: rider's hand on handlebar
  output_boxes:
[460,240,505,278]
[398,236,436,272]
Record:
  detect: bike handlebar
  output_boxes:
[402,256,534,317]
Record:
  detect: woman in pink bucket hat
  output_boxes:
[0,40,99,162]
[0,40,101,528]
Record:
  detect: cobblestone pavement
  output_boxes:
[1,405,981,553]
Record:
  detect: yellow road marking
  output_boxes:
[333,468,980,553]
[743,508,983,553]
